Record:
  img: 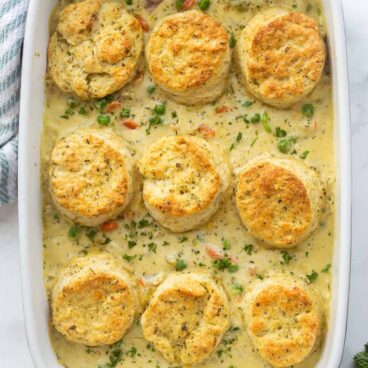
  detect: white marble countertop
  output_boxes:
[0,0,367,366]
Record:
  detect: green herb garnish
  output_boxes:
[354,343,368,367]
[302,103,314,118]
[243,244,253,255]
[229,34,237,48]
[232,283,244,294]
[306,270,319,283]
[300,150,310,159]
[281,251,293,265]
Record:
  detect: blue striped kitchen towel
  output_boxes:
[0,0,28,206]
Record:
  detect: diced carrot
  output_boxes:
[196,124,215,138]
[204,243,224,260]
[122,119,139,129]
[183,0,196,9]
[138,277,145,286]
[215,105,229,114]
[136,15,150,32]
[100,221,118,232]
[106,101,121,112]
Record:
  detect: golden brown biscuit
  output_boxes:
[139,136,230,232]
[141,273,230,365]
[146,10,231,105]
[52,252,137,346]
[48,0,143,100]
[243,275,323,367]
[49,128,134,226]
[235,155,324,248]
[236,8,325,108]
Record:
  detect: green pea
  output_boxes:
[302,103,314,118]
[97,115,111,126]
[198,0,210,10]
[69,226,81,239]
[251,113,261,123]
[154,104,166,115]
[277,139,291,154]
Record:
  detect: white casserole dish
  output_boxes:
[18,0,352,367]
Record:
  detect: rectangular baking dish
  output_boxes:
[18,0,352,367]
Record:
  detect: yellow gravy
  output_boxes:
[42,0,335,367]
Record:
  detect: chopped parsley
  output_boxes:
[146,115,163,135]
[281,251,293,265]
[123,254,137,262]
[354,343,368,367]
[78,106,87,115]
[98,341,123,368]
[306,270,319,283]
[120,107,131,118]
[230,132,242,151]
[176,259,187,271]
[322,264,332,273]
[243,243,253,255]
[86,229,97,241]
[128,240,137,249]
[229,34,237,48]
[222,239,231,250]
[138,218,151,228]
[232,283,244,294]
[126,346,137,358]
[300,150,310,159]
[213,258,239,273]
[147,242,157,253]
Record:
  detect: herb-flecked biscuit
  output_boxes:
[235,155,324,248]
[243,275,323,367]
[48,0,143,100]
[236,8,326,108]
[141,273,230,365]
[146,10,231,105]
[51,252,137,346]
[49,128,134,226]
[139,135,231,232]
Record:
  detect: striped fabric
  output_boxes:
[0,0,28,206]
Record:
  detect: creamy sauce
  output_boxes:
[42,0,335,367]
